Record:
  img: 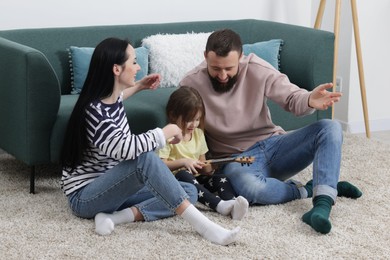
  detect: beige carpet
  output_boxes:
[1,133,389,259]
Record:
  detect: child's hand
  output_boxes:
[182,158,204,175]
[199,163,216,175]
[202,164,214,174]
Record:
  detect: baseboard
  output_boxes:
[336,118,390,134]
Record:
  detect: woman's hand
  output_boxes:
[123,74,161,100]
[136,73,161,91]
[162,124,182,144]
[308,83,342,110]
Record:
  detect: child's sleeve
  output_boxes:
[157,143,171,159]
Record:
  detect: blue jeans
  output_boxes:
[220,119,342,205]
[67,151,198,221]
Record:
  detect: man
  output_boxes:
[180,29,362,234]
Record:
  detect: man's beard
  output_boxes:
[208,72,238,93]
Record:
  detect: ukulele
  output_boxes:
[204,156,255,166]
[179,157,255,176]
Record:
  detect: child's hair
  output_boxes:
[166,86,205,132]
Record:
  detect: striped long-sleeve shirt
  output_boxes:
[61,93,165,196]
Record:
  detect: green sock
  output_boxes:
[337,181,363,198]
[302,195,333,234]
[304,180,313,198]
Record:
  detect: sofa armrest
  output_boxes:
[0,37,61,165]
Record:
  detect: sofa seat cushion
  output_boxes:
[123,87,177,134]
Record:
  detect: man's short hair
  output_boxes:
[205,29,243,57]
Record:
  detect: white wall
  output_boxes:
[1,0,389,134]
[0,0,311,29]
[347,0,390,133]
[313,0,390,134]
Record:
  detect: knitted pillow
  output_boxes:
[142,32,212,88]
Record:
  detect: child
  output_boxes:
[60,38,240,245]
[159,86,249,220]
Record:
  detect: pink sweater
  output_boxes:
[180,54,315,158]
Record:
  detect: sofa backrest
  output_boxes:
[0,19,334,95]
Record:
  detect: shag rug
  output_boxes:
[1,133,389,259]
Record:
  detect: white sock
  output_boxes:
[216,200,235,216]
[231,196,249,220]
[95,208,135,236]
[180,204,240,245]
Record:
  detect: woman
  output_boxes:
[60,37,240,245]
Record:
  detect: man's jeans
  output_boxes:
[68,152,197,221]
[221,119,342,205]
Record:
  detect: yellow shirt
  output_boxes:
[158,128,208,174]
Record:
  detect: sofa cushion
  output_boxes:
[68,46,149,94]
[243,39,283,70]
[142,32,283,88]
[142,32,212,88]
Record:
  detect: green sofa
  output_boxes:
[0,19,334,193]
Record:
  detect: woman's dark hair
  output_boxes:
[205,29,243,57]
[61,37,130,170]
[166,86,206,133]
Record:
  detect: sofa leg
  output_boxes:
[30,166,35,194]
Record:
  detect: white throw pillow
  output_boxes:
[142,32,212,88]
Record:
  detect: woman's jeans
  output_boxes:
[68,151,198,221]
[221,119,342,205]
